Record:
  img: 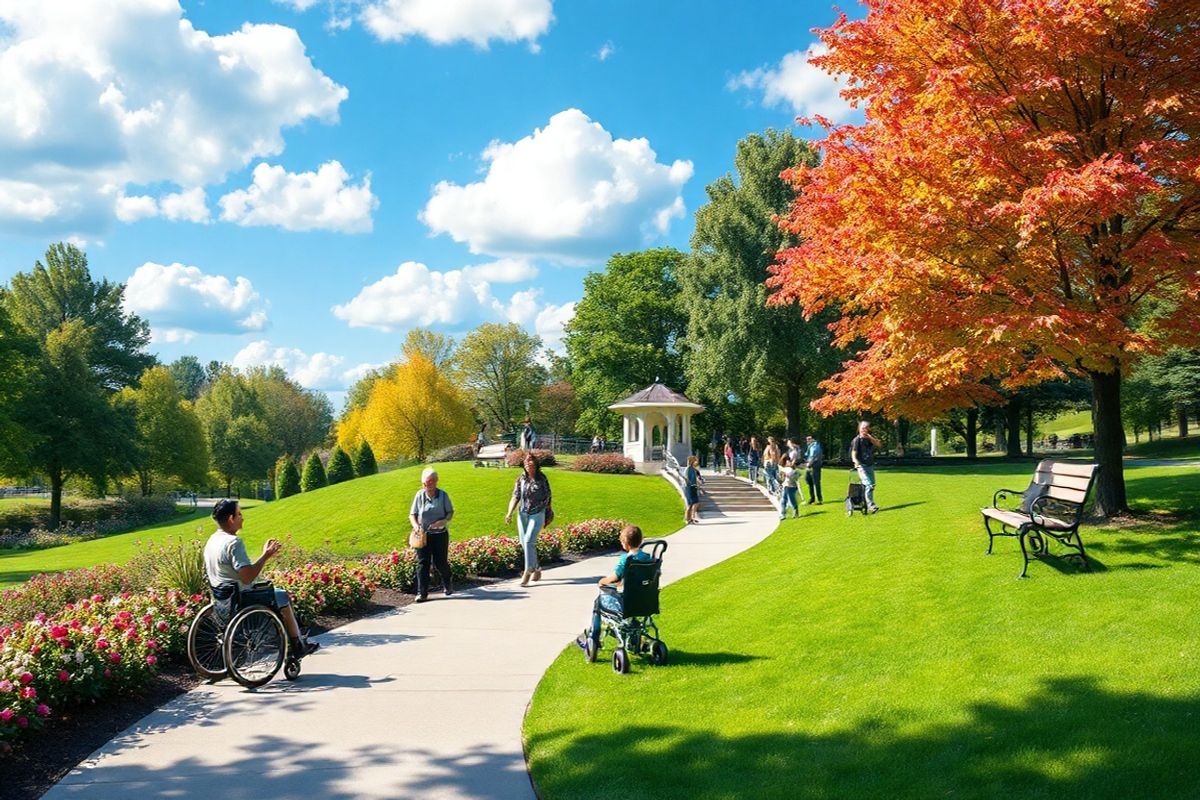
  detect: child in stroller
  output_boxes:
[577,524,669,674]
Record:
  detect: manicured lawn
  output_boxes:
[525,462,1200,799]
[0,462,681,587]
[1125,435,1200,461]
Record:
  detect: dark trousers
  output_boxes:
[416,530,451,596]
[806,464,823,503]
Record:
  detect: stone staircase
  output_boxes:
[698,474,776,514]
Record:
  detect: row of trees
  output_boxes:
[0,244,335,526]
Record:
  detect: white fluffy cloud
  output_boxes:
[114,188,210,224]
[729,43,854,123]
[0,0,347,233]
[360,0,553,48]
[123,261,269,342]
[218,161,378,233]
[596,41,614,61]
[421,109,693,264]
[331,258,539,331]
[535,300,574,354]
[232,340,376,391]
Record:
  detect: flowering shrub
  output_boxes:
[0,564,135,629]
[550,519,627,553]
[268,562,375,623]
[572,453,636,474]
[0,589,202,745]
[426,443,477,463]
[505,448,557,468]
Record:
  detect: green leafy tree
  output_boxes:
[1,244,153,525]
[537,381,581,436]
[565,249,689,438]
[403,328,457,369]
[678,131,837,437]
[168,356,208,402]
[326,446,354,485]
[245,366,333,462]
[195,370,274,495]
[453,322,547,431]
[275,457,302,499]
[0,303,36,477]
[119,366,209,495]
[300,452,327,492]
[353,441,378,477]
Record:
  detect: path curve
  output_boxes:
[48,486,777,799]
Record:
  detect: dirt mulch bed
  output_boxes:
[0,587,419,799]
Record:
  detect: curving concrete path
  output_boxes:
[48,486,777,800]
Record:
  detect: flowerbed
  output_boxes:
[505,448,557,468]
[0,589,202,749]
[268,562,375,623]
[0,565,135,629]
[571,453,636,474]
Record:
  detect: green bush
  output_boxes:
[126,536,208,595]
[301,452,327,492]
[326,447,354,484]
[276,457,302,499]
[354,441,378,476]
[426,443,477,463]
[0,496,179,538]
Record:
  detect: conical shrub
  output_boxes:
[301,452,327,492]
[326,446,354,485]
[353,441,378,476]
[276,457,301,499]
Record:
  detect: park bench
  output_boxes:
[981,459,1100,578]
[474,442,511,468]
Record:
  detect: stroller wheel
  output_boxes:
[612,648,630,675]
[650,640,669,666]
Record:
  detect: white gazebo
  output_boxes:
[608,382,705,474]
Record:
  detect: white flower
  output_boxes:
[84,666,94,675]
[60,653,72,663]
[75,650,85,664]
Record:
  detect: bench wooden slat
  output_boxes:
[1047,485,1089,504]
[1037,460,1097,479]
[1036,473,1093,492]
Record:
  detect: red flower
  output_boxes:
[18,672,33,685]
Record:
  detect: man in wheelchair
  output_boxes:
[577,525,669,672]
[203,499,318,658]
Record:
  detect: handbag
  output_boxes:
[545,504,555,525]
[409,525,427,549]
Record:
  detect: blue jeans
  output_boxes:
[781,486,800,518]
[518,509,545,571]
[764,464,779,493]
[747,464,760,484]
[590,589,623,647]
[856,466,877,509]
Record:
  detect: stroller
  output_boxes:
[845,469,869,517]
[581,539,669,674]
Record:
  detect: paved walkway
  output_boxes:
[48,489,777,799]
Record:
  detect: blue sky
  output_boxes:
[0,0,855,406]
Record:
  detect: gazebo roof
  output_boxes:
[608,382,705,411]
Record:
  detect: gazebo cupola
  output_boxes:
[608,381,704,474]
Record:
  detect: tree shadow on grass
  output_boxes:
[528,675,1200,800]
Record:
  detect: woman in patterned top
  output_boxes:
[505,452,552,586]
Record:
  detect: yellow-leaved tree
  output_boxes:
[338,353,473,462]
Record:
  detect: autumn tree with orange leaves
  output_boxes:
[770,0,1200,516]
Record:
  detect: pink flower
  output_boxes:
[95,638,109,650]
[109,652,122,663]
[0,709,12,722]
[103,668,112,678]
[30,644,40,655]
[16,715,28,728]
[146,655,157,666]
[58,671,70,683]
[142,615,153,625]
[18,672,33,685]
[50,625,69,639]
[34,611,46,622]
[146,640,158,650]
[36,703,50,717]
[0,680,12,693]
[20,686,36,700]
[156,621,169,632]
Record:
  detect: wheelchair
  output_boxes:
[581,539,669,674]
[187,582,303,689]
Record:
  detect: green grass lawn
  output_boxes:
[0,462,681,587]
[525,462,1200,799]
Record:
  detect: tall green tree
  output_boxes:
[300,452,327,492]
[119,366,209,495]
[275,457,302,499]
[1,244,153,525]
[168,356,207,402]
[453,322,547,431]
[678,131,837,437]
[353,441,378,477]
[244,366,333,461]
[195,370,274,495]
[1136,349,1200,438]
[565,249,688,438]
[326,446,354,485]
[0,302,37,476]
[403,328,457,370]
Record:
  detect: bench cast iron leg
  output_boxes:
[1017,526,1031,579]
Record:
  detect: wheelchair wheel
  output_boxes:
[284,657,302,681]
[584,632,598,663]
[845,499,854,517]
[223,606,286,689]
[612,648,629,675]
[650,640,669,666]
[187,603,227,680]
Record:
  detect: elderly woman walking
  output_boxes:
[506,453,553,586]
[410,467,454,602]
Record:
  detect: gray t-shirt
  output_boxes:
[204,531,253,590]
[410,488,453,530]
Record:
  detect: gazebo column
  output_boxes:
[636,412,648,462]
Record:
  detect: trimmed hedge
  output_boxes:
[572,453,636,474]
[301,453,327,493]
[326,448,354,485]
[353,442,378,476]
[276,458,302,499]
